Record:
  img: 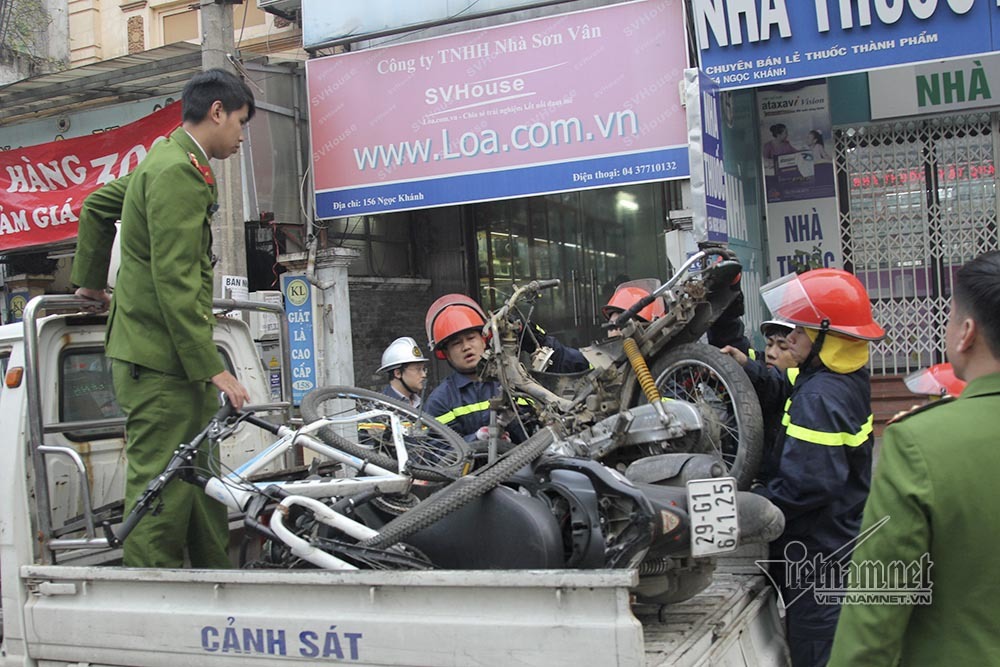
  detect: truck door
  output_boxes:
[31,307,283,558]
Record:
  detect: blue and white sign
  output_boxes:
[691,0,996,90]
[685,69,727,243]
[766,197,842,278]
[6,290,29,324]
[281,275,317,406]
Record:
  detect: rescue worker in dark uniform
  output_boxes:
[422,294,587,447]
[378,336,429,408]
[738,319,799,457]
[759,319,796,373]
[601,279,666,334]
[721,268,884,667]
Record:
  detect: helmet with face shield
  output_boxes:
[760,269,885,340]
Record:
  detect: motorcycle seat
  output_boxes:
[404,485,565,569]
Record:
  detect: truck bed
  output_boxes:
[639,556,788,667]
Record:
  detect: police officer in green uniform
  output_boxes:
[71,69,255,568]
[829,251,1000,666]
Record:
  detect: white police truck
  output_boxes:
[0,294,787,666]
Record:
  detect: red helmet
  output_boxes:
[602,279,665,323]
[761,269,885,340]
[425,294,487,359]
[904,363,966,397]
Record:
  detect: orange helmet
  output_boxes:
[904,363,966,398]
[425,294,487,359]
[760,269,885,340]
[602,279,665,323]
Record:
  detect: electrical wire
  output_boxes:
[236,0,249,49]
[366,0,488,47]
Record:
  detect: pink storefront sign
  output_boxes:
[307,0,690,217]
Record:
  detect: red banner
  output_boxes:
[0,102,182,252]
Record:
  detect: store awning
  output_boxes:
[0,42,202,125]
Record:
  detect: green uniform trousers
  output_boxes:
[112,360,230,568]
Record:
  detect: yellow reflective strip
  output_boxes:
[359,421,419,430]
[781,413,874,447]
[787,367,800,384]
[749,349,757,361]
[452,400,492,416]
[435,400,492,425]
[437,397,531,424]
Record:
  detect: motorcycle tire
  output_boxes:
[300,385,472,481]
[361,427,556,550]
[645,343,763,490]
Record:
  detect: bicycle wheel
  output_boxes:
[300,386,472,480]
[646,343,763,490]
[362,427,556,550]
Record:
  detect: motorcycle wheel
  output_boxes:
[300,386,472,481]
[361,427,556,550]
[646,343,763,490]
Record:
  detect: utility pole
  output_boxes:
[199,0,248,298]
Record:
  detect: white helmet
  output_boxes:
[759,318,795,337]
[377,336,429,374]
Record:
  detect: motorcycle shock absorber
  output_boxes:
[624,336,661,404]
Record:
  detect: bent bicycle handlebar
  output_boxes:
[486,279,561,328]
[103,399,239,548]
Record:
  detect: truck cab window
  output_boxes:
[60,349,125,441]
[59,347,237,441]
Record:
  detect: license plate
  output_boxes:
[686,477,740,557]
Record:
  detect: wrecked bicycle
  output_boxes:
[111,388,782,604]
[296,385,782,604]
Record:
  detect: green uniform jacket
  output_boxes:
[828,372,1000,666]
[70,127,224,382]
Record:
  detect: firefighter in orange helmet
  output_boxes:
[722,268,884,667]
[422,293,586,447]
[601,279,666,331]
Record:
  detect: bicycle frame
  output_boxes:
[110,406,430,570]
[204,411,414,514]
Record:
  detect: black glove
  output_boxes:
[511,311,547,354]
[707,287,750,355]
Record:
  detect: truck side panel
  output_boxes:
[21,567,643,667]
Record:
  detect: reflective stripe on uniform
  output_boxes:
[787,367,800,384]
[435,400,491,424]
[781,408,874,447]
[435,397,531,425]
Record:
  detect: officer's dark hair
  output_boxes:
[954,250,1000,358]
[182,68,256,123]
[762,323,792,339]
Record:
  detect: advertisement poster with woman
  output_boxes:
[758,81,835,204]
[758,80,843,278]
